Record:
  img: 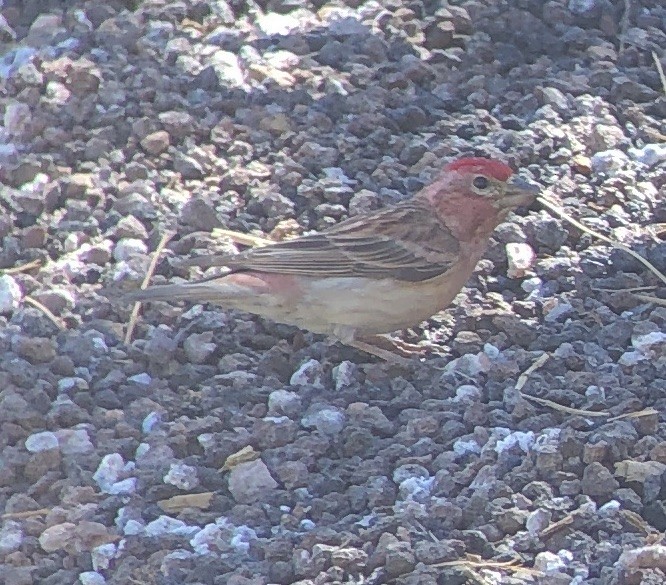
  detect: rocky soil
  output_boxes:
[0,0,665,584]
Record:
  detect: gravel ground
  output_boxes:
[1,1,665,584]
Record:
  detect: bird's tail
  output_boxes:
[124,282,228,304]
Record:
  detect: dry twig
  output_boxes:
[515,353,549,391]
[211,227,274,248]
[653,51,666,95]
[1,508,49,519]
[432,557,541,578]
[619,0,631,53]
[633,293,666,307]
[24,296,66,330]
[0,259,42,274]
[124,231,175,344]
[539,195,666,287]
[517,354,658,421]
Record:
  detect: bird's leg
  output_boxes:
[347,338,414,366]
[332,326,417,365]
[356,334,431,358]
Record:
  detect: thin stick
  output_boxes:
[2,508,49,519]
[24,296,66,330]
[609,407,659,422]
[633,294,666,307]
[211,228,274,248]
[432,558,540,577]
[540,512,577,538]
[591,286,656,293]
[619,0,631,53]
[0,259,42,274]
[521,393,610,417]
[539,195,666,287]
[515,353,549,391]
[652,51,666,95]
[124,231,175,344]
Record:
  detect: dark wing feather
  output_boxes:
[189,202,460,283]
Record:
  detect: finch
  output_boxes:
[126,157,538,361]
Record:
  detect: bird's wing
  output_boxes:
[186,202,461,283]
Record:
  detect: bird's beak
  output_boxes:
[500,176,540,208]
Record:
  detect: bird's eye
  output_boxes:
[473,176,490,190]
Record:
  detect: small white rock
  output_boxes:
[534,550,566,573]
[618,350,646,366]
[629,143,666,166]
[25,431,59,452]
[91,543,117,571]
[590,149,629,174]
[164,463,199,490]
[129,372,152,385]
[57,377,89,393]
[301,406,345,435]
[107,478,137,495]
[290,358,324,387]
[632,332,666,352]
[526,508,552,534]
[332,360,358,390]
[267,389,302,417]
[79,571,106,585]
[123,520,145,536]
[55,428,94,455]
[0,274,22,314]
[145,515,198,538]
[494,430,535,454]
[112,238,148,261]
[141,411,161,433]
[93,453,135,494]
[506,242,535,278]
[454,384,481,403]
[0,520,23,554]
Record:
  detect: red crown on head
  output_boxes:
[445,157,514,182]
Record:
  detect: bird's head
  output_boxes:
[422,156,539,242]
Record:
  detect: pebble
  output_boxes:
[453,385,481,403]
[0,275,22,314]
[140,130,170,155]
[164,463,199,490]
[25,431,59,452]
[112,238,148,261]
[617,544,666,574]
[301,405,346,435]
[629,143,666,166]
[526,508,552,534]
[227,459,278,503]
[91,543,117,572]
[590,149,629,173]
[141,411,161,433]
[93,453,136,494]
[332,360,358,390]
[183,332,216,363]
[144,516,198,538]
[267,389,302,417]
[79,572,106,585]
[506,242,536,278]
[290,358,324,387]
[0,520,23,554]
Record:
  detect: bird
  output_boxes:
[126,157,538,362]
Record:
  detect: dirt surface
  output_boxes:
[0,1,665,584]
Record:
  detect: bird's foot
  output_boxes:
[347,338,414,366]
[347,334,442,366]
